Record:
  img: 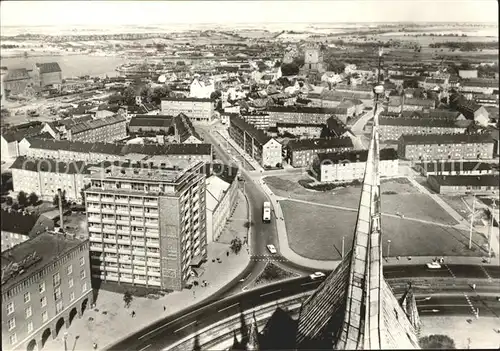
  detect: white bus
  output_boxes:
[263,201,271,223]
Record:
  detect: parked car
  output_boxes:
[309,272,326,280]
[266,244,277,254]
[426,262,441,269]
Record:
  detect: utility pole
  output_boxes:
[387,240,391,259]
[342,236,345,259]
[487,202,495,260]
[469,195,476,250]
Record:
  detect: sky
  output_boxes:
[0,0,498,27]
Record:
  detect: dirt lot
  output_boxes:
[281,201,488,261]
[265,175,458,225]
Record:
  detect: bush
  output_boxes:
[254,263,296,286]
[419,335,456,349]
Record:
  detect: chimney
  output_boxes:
[57,188,64,232]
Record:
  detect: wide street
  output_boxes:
[108,274,500,351]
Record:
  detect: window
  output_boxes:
[24,292,30,304]
[53,272,61,287]
[25,306,32,319]
[41,296,47,308]
[54,286,62,301]
[67,265,73,275]
[8,318,16,331]
[39,282,46,294]
[9,333,17,345]
[80,270,86,280]
[70,291,75,301]
[82,282,87,293]
[7,302,14,315]
[68,277,74,288]
[56,300,64,314]
[27,321,33,333]
[80,256,85,266]
[42,311,48,322]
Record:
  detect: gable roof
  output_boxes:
[230,114,271,145]
[129,115,173,128]
[36,62,62,74]
[317,148,398,164]
[173,113,202,143]
[287,137,353,151]
[429,174,499,187]
[69,115,125,134]
[2,125,45,143]
[399,132,494,145]
[5,68,30,81]
[10,156,91,175]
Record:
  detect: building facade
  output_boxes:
[10,157,91,202]
[398,133,495,161]
[286,137,354,168]
[86,162,207,291]
[266,106,335,127]
[1,232,92,351]
[161,98,214,123]
[427,174,499,195]
[229,115,282,167]
[379,117,467,141]
[276,122,325,139]
[35,63,63,89]
[312,149,399,183]
[205,175,238,243]
[67,115,127,143]
[413,161,495,176]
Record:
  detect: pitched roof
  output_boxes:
[36,62,62,74]
[69,115,125,134]
[2,125,45,143]
[161,97,214,103]
[317,148,398,164]
[230,114,271,145]
[429,174,499,187]
[326,116,350,137]
[414,161,493,173]
[287,137,353,151]
[173,113,202,142]
[399,132,494,145]
[267,106,337,115]
[379,117,466,128]
[10,156,90,175]
[0,209,39,235]
[5,68,30,81]
[129,115,173,128]
[404,97,436,107]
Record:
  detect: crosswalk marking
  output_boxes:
[480,265,493,282]
[463,293,478,317]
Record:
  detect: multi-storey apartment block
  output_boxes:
[160,98,214,123]
[427,174,499,195]
[128,115,173,135]
[398,133,495,161]
[286,137,354,168]
[25,139,212,165]
[379,117,468,141]
[229,114,282,168]
[86,162,207,291]
[1,232,92,351]
[67,115,127,143]
[312,148,399,183]
[265,106,336,127]
[10,157,91,202]
[241,113,271,130]
[413,160,495,176]
[276,122,325,139]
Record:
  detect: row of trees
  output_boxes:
[429,41,498,51]
[108,84,173,106]
[5,191,39,207]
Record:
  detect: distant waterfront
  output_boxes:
[0,54,129,78]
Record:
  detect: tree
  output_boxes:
[28,192,39,206]
[419,335,456,349]
[151,86,171,104]
[80,184,91,207]
[123,86,139,106]
[281,63,300,76]
[230,237,243,255]
[6,196,13,206]
[17,191,28,207]
[53,191,68,208]
[123,291,133,308]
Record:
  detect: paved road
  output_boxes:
[107,275,500,351]
[384,264,500,280]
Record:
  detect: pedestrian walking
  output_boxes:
[93,343,97,350]
[163,306,166,311]
[226,251,229,257]
[131,311,135,318]
[472,283,476,290]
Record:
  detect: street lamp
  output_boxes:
[63,332,68,351]
[387,240,392,259]
[341,236,345,259]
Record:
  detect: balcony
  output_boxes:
[116,209,129,216]
[88,226,102,233]
[147,270,161,277]
[145,231,159,239]
[115,198,129,205]
[146,241,160,249]
[86,196,100,202]
[131,220,144,227]
[130,210,144,216]
[116,229,130,235]
[87,207,101,213]
[117,239,131,246]
[144,201,157,207]
[102,228,116,235]
[147,260,160,268]
[101,208,115,215]
[120,277,133,283]
[146,251,160,258]
[145,221,159,229]
[104,247,116,254]
[103,255,118,262]
[145,212,158,218]
[131,239,145,247]
[105,266,118,272]
[129,199,143,205]
[90,245,103,251]
[118,248,132,255]
[119,267,133,274]
[101,197,115,204]
[88,216,101,222]
[147,280,161,287]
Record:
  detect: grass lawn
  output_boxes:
[265,175,458,225]
[281,200,488,261]
[248,263,299,289]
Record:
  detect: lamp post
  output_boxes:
[63,332,68,351]
[342,236,345,259]
[487,200,496,261]
[387,240,392,259]
[469,195,476,250]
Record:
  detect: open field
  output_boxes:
[265,175,458,225]
[281,200,488,261]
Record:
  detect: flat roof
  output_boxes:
[1,232,86,292]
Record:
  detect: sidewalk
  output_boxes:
[216,129,264,172]
[43,204,251,351]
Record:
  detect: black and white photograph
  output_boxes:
[0,1,499,350]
